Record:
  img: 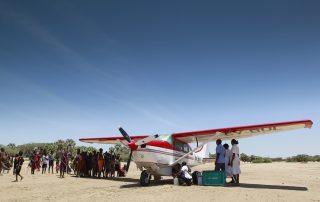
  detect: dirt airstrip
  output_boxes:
[1,162,320,202]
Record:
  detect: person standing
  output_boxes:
[215,139,226,171]
[41,152,49,174]
[13,151,24,182]
[92,150,97,177]
[115,155,121,177]
[36,151,41,171]
[30,151,38,174]
[97,148,105,178]
[104,152,111,178]
[0,148,6,175]
[229,139,241,185]
[48,151,54,174]
[223,143,233,181]
[75,149,81,177]
[59,149,67,178]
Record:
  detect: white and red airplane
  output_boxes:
[79,119,313,186]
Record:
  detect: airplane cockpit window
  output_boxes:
[175,141,182,151]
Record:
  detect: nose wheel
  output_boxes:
[140,170,151,186]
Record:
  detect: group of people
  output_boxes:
[0,146,129,181]
[30,150,56,175]
[74,148,126,178]
[29,149,68,178]
[215,138,241,185]
[0,148,25,182]
[27,147,127,179]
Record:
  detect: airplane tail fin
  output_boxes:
[194,143,209,158]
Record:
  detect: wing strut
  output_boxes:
[169,142,208,167]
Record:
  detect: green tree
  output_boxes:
[240,153,250,162]
[7,143,16,149]
[54,139,65,150]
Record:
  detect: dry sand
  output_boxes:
[1,162,320,202]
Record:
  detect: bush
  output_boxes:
[251,157,272,163]
[240,153,250,162]
[271,157,283,162]
[263,158,272,163]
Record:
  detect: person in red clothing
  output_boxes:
[59,149,68,178]
[97,148,105,178]
[31,151,37,174]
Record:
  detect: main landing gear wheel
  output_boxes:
[140,170,151,186]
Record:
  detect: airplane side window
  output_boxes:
[183,144,189,153]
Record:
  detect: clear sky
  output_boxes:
[0,1,319,157]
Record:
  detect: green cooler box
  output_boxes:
[202,170,226,186]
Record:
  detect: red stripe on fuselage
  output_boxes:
[137,148,194,160]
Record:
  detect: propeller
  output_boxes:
[126,150,133,172]
[118,127,133,173]
[118,127,159,173]
[119,127,131,143]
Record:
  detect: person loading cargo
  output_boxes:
[180,162,192,186]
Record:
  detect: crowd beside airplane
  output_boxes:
[0,147,127,180]
[1,139,240,186]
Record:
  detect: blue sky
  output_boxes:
[0,1,319,157]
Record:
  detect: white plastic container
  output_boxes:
[197,172,202,185]
[173,177,179,186]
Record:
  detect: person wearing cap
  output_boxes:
[229,139,241,185]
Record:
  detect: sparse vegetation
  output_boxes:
[208,152,320,164]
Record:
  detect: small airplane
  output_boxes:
[79,119,313,186]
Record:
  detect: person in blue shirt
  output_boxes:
[215,139,226,171]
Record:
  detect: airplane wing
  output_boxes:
[79,135,149,145]
[172,120,313,143]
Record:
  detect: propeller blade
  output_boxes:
[126,150,133,172]
[119,127,131,143]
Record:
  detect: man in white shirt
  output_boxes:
[180,162,192,186]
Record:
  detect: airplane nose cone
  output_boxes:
[128,141,138,150]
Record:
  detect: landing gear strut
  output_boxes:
[140,170,151,186]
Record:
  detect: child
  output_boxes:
[13,151,24,182]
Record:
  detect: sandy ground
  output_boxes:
[1,162,320,202]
